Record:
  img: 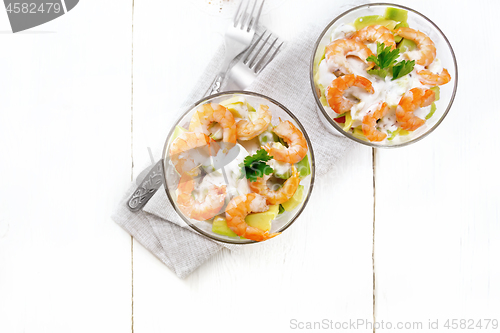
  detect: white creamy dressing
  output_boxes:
[266,142,291,176]
[330,23,356,41]
[318,24,442,143]
[268,158,291,176]
[426,58,443,74]
[196,144,251,201]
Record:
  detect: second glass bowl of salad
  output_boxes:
[162,91,315,244]
[310,3,458,147]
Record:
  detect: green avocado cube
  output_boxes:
[245,205,279,232]
[397,38,417,52]
[354,15,398,30]
[395,21,409,29]
[384,7,408,24]
[274,169,292,180]
[354,15,381,30]
[212,216,238,238]
[295,155,311,179]
[281,185,304,212]
[247,103,256,112]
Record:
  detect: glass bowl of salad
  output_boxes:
[162,91,315,244]
[310,3,458,147]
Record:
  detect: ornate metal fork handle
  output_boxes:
[127,160,164,212]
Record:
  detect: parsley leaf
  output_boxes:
[366,43,400,69]
[392,60,415,80]
[278,204,285,215]
[240,149,274,182]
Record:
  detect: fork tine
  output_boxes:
[239,0,251,29]
[242,0,257,31]
[253,37,278,73]
[242,30,266,63]
[256,41,283,74]
[249,0,265,31]
[233,0,244,27]
[248,32,271,68]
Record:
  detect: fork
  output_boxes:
[205,0,265,96]
[228,30,283,89]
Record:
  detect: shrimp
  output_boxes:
[394,27,436,67]
[396,88,435,131]
[417,68,451,86]
[362,102,390,142]
[225,193,280,241]
[264,120,307,164]
[177,173,226,221]
[189,103,237,145]
[236,104,272,141]
[326,74,374,114]
[249,166,300,205]
[351,25,396,50]
[169,132,214,176]
[325,38,375,75]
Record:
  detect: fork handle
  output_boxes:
[205,72,225,97]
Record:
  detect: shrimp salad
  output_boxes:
[313,7,452,144]
[167,94,312,242]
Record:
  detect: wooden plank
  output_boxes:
[132,0,375,331]
[0,1,133,332]
[374,0,500,331]
[132,144,374,332]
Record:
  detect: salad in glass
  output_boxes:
[312,4,457,146]
[164,92,314,243]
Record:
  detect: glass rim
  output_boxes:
[309,2,459,148]
[161,90,316,244]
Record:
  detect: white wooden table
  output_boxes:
[1,0,499,332]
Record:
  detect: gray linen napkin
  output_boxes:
[112,14,358,279]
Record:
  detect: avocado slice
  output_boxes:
[219,96,247,106]
[352,126,368,141]
[400,129,410,136]
[219,96,248,118]
[245,205,280,232]
[354,15,398,31]
[384,7,408,24]
[393,22,409,42]
[317,84,328,107]
[168,125,188,145]
[274,168,292,180]
[395,22,409,29]
[387,128,410,140]
[247,103,256,112]
[320,95,328,107]
[295,155,311,179]
[313,48,326,70]
[225,105,244,118]
[281,185,304,212]
[425,102,437,120]
[430,86,440,101]
[212,216,238,238]
[342,113,354,131]
[397,38,417,52]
